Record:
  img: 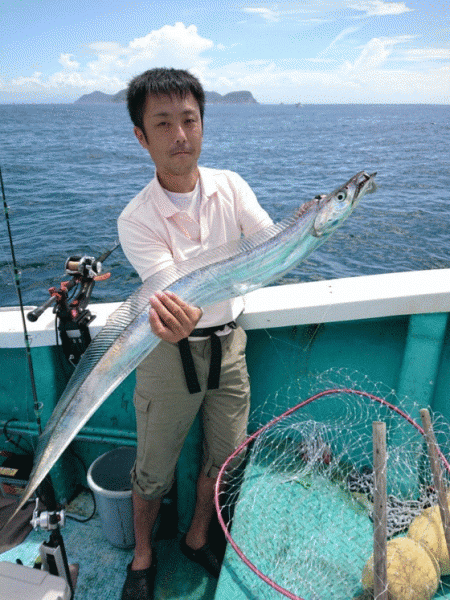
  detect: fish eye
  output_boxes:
[336,191,347,201]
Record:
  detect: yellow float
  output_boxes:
[362,537,440,600]
[408,503,450,575]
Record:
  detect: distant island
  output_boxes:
[75,89,258,105]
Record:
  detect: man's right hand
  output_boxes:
[149,291,203,343]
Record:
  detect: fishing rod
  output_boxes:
[0,166,76,598]
[0,166,43,435]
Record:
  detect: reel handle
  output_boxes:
[27,296,56,322]
[27,279,77,322]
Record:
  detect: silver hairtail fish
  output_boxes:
[14,171,376,516]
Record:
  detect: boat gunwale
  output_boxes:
[0,268,449,348]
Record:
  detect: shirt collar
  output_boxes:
[198,167,218,199]
[150,171,180,218]
[152,166,217,217]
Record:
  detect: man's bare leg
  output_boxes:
[131,492,161,570]
[185,470,216,550]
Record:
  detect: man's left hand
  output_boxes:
[149,290,203,343]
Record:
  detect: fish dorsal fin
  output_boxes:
[144,219,293,288]
[102,219,290,327]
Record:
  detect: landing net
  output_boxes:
[215,370,450,600]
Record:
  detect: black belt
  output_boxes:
[177,321,236,394]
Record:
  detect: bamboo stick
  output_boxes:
[420,408,450,560]
[373,421,388,600]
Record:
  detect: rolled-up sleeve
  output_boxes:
[118,216,174,282]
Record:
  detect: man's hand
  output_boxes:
[149,290,203,343]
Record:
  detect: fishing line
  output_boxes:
[259,324,321,388]
[0,166,43,435]
[260,302,332,381]
[260,328,298,381]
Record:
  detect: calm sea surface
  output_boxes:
[0,103,449,308]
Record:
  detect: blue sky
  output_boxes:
[1,0,449,103]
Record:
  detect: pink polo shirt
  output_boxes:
[117,166,273,328]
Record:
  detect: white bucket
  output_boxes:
[87,447,136,549]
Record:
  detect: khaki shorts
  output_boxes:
[131,326,250,500]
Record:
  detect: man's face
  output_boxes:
[134,92,203,191]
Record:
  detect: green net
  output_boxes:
[216,370,450,600]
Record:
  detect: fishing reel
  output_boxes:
[31,497,66,532]
[27,243,119,366]
[64,255,103,279]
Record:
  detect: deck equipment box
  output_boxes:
[0,561,70,600]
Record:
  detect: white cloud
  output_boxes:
[340,62,450,103]
[216,43,240,51]
[86,43,128,75]
[403,48,450,61]
[206,57,450,104]
[241,2,413,23]
[242,5,327,24]
[350,1,413,17]
[48,71,102,90]
[1,19,449,104]
[352,38,393,71]
[243,7,281,22]
[316,27,360,59]
[128,22,213,65]
[58,54,80,70]
[2,23,214,99]
[343,35,415,73]
[201,31,449,104]
[11,71,45,87]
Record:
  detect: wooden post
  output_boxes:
[373,421,388,600]
[420,408,450,560]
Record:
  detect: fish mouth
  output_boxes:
[355,171,377,198]
[326,171,377,207]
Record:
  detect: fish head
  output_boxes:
[313,171,377,237]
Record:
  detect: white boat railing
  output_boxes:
[0,269,449,348]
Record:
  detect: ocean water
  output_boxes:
[0,102,449,308]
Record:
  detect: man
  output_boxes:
[118,68,272,600]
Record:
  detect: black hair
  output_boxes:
[127,68,205,138]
